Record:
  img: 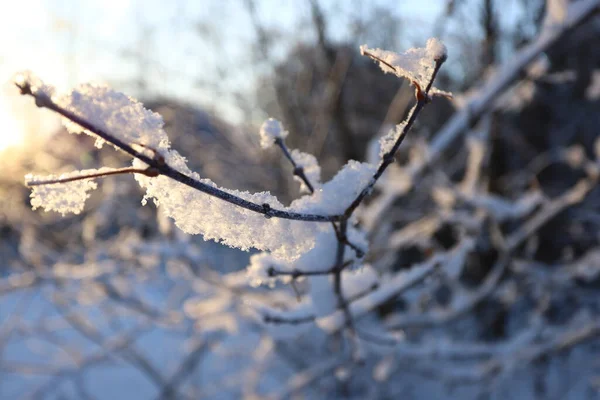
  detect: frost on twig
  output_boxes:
[28,178,97,216]
[260,118,321,194]
[290,149,321,193]
[259,118,288,149]
[25,167,159,216]
[56,83,169,151]
[378,121,408,158]
[360,38,449,94]
[25,169,114,215]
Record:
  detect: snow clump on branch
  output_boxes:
[259,118,288,148]
[360,38,447,91]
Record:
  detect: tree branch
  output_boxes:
[342,57,446,218]
[274,137,315,194]
[16,80,341,223]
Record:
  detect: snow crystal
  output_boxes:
[378,121,408,158]
[259,118,288,149]
[360,38,447,90]
[56,83,169,151]
[367,124,392,165]
[429,87,453,99]
[136,155,373,258]
[290,149,321,192]
[26,170,105,215]
[138,154,373,258]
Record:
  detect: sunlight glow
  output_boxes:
[0,93,25,152]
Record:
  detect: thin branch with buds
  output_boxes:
[274,137,315,194]
[25,167,159,186]
[342,57,446,219]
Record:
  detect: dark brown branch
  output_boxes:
[342,57,445,219]
[274,137,315,194]
[332,222,365,258]
[360,50,397,74]
[25,167,158,186]
[332,220,359,350]
[16,81,340,223]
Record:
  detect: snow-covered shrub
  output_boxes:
[17,39,448,356]
[13,9,600,396]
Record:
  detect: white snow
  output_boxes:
[424,37,448,62]
[25,169,108,215]
[248,299,314,338]
[290,160,376,216]
[378,121,408,158]
[259,118,288,149]
[246,252,292,286]
[360,38,447,90]
[135,150,375,258]
[308,275,338,317]
[59,83,168,151]
[14,74,377,259]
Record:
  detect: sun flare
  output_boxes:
[0,93,26,152]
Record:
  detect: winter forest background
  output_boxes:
[1,0,600,399]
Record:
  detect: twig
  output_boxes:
[267,260,354,278]
[274,137,315,194]
[343,57,446,218]
[505,178,594,250]
[332,220,358,353]
[25,167,158,186]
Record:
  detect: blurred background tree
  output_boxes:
[1,0,599,398]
